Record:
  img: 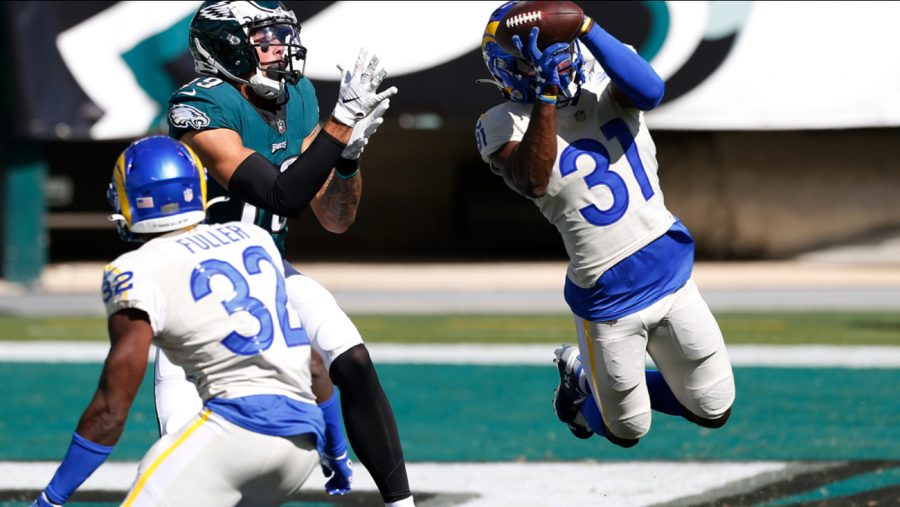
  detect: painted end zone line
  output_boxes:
[2,342,900,367]
[2,461,789,507]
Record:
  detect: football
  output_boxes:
[494,1,585,57]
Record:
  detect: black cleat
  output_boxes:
[552,345,593,440]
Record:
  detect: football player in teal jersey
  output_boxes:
[164,2,413,506]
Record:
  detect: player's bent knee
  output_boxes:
[685,406,731,429]
[684,374,735,426]
[606,412,650,443]
[605,430,640,448]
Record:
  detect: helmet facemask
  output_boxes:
[546,40,586,107]
[483,45,536,103]
[107,181,134,243]
[246,20,306,99]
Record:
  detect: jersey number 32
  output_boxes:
[191,245,309,355]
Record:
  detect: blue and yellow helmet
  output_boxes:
[107,136,207,241]
[481,1,586,105]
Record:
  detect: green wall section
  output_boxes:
[121,14,193,133]
[0,3,46,285]
[1,147,47,285]
[3,364,899,462]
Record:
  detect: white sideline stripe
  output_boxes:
[1,461,787,506]
[2,342,900,367]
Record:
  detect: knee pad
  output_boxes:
[607,411,651,442]
[685,406,731,429]
[683,375,734,428]
[606,432,640,448]
[694,375,736,419]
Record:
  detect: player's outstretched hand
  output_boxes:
[342,98,390,160]
[31,492,61,507]
[321,451,353,495]
[332,48,398,127]
[512,27,572,94]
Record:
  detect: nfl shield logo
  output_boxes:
[276,119,285,134]
[184,188,194,202]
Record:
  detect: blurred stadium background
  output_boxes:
[1,1,900,506]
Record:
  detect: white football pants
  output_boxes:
[574,278,735,440]
[154,272,364,436]
[122,409,319,506]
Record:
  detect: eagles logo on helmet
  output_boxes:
[188,1,307,99]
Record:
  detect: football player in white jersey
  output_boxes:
[32,136,343,506]
[163,4,413,504]
[475,2,735,448]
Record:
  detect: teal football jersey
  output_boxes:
[167,76,320,252]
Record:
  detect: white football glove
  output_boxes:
[342,98,390,160]
[332,48,398,127]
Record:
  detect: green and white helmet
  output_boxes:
[188,1,307,99]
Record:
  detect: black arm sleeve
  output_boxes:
[330,344,412,503]
[227,130,345,218]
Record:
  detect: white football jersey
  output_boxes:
[102,222,315,406]
[476,71,675,288]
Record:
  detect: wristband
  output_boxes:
[335,157,360,179]
[45,432,114,504]
[318,392,349,457]
[537,94,558,105]
[579,16,595,36]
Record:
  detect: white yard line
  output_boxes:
[3,342,900,367]
[1,461,788,507]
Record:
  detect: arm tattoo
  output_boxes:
[319,172,362,228]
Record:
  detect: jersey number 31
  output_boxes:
[559,119,655,226]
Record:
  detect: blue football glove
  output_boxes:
[321,452,353,495]
[512,26,574,95]
[31,492,62,507]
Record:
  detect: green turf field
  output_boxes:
[2,311,900,345]
[3,363,899,462]
[4,311,900,505]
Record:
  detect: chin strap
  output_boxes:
[207,196,230,208]
[249,71,284,99]
[475,78,503,89]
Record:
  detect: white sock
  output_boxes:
[385,496,415,507]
